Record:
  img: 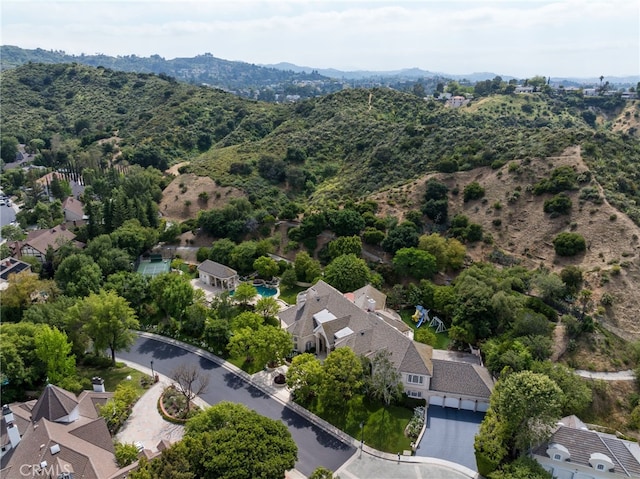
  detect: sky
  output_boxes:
[1,0,638,78]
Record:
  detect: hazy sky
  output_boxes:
[2,1,638,78]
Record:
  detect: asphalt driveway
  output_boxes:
[414,406,484,471]
[117,336,355,477]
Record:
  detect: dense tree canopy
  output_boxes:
[324,254,371,292]
[176,402,297,479]
[69,290,139,365]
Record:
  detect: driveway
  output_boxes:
[415,406,484,472]
[117,336,355,477]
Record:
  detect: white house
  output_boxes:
[279,281,494,407]
[515,85,534,93]
[532,416,640,478]
[197,259,239,291]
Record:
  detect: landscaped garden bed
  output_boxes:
[158,386,198,423]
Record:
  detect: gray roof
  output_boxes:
[0,257,31,281]
[31,384,79,422]
[533,423,640,477]
[351,284,387,311]
[197,259,237,279]
[430,359,493,399]
[280,281,432,376]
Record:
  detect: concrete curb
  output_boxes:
[130,331,479,479]
[134,331,358,448]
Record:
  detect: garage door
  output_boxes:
[429,395,444,406]
[444,397,460,408]
[460,399,476,410]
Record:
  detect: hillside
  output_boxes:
[0,45,334,95]
[370,146,640,340]
[3,63,640,337]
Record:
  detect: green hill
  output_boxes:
[2,62,640,220]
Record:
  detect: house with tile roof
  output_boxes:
[279,280,494,407]
[0,384,131,479]
[532,416,640,478]
[197,259,239,291]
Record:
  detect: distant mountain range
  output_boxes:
[1,46,637,95]
[263,62,516,82]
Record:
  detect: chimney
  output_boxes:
[7,423,20,448]
[3,404,14,424]
[296,293,307,311]
[367,297,376,312]
[92,377,105,393]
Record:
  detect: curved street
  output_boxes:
[117,335,355,477]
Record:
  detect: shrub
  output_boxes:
[115,443,139,467]
[543,193,572,215]
[553,232,586,256]
[463,181,485,202]
[414,328,437,346]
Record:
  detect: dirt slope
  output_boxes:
[159,173,246,222]
[372,146,640,340]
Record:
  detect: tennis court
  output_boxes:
[137,259,171,277]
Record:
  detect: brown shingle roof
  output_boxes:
[62,196,85,217]
[23,227,76,255]
[430,359,493,399]
[1,388,127,479]
[77,391,114,419]
[197,259,237,278]
[31,384,79,423]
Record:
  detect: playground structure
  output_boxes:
[412,305,448,333]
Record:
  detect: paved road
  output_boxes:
[117,336,355,477]
[0,204,17,227]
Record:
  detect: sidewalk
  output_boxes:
[115,361,208,452]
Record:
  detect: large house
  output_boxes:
[532,415,640,478]
[279,281,493,409]
[17,226,81,263]
[0,382,131,479]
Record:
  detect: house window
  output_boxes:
[596,464,605,471]
[407,375,424,384]
[407,390,422,398]
[553,454,562,460]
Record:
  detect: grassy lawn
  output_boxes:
[78,363,150,396]
[310,395,414,453]
[278,284,306,305]
[227,355,265,374]
[399,309,450,350]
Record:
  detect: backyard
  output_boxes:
[400,309,451,350]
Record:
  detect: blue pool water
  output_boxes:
[256,285,277,297]
[230,285,277,297]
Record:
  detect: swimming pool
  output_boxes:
[256,285,278,297]
[230,285,278,297]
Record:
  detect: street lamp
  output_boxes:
[150,360,155,381]
[359,422,364,459]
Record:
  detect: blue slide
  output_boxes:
[415,305,428,328]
